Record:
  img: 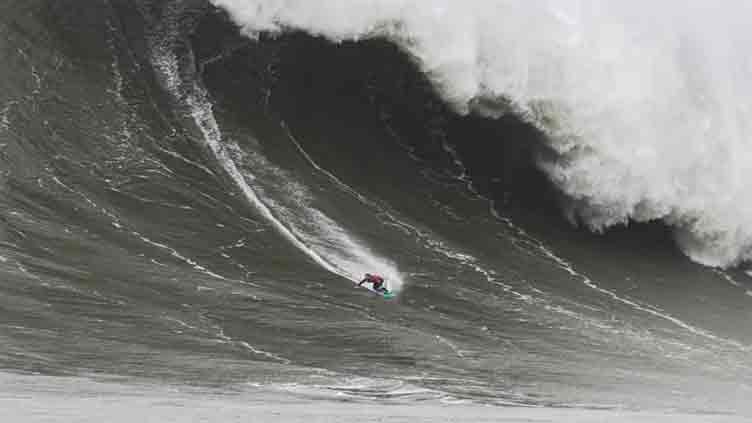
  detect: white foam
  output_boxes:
[0,102,13,130]
[212,0,752,267]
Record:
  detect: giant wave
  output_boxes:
[212,0,752,267]
[4,0,752,418]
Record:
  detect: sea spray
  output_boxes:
[212,0,752,266]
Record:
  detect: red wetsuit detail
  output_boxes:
[361,274,385,290]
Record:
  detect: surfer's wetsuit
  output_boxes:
[360,273,386,292]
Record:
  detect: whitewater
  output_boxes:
[213,0,752,267]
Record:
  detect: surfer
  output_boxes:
[359,273,387,292]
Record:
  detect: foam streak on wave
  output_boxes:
[282,120,715,347]
[51,176,228,281]
[213,0,752,267]
[282,121,523,296]
[538,240,748,349]
[150,45,405,291]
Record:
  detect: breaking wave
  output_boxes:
[212,0,752,267]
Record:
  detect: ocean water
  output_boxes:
[1,1,752,420]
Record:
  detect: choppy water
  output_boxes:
[2,1,752,420]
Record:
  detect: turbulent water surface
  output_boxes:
[2,1,752,421]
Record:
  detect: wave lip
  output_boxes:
[212,0,752,267]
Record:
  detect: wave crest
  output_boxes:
[212,0,752,266]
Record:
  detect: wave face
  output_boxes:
[4,0,752,419]
[213,0,752,267]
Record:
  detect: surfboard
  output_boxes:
[361,285,395,299]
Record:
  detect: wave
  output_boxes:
[211,0,752,267]
[3,1,752,413]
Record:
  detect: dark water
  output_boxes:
[1,1,752,419]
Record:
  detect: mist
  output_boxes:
[211,0,752,267]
